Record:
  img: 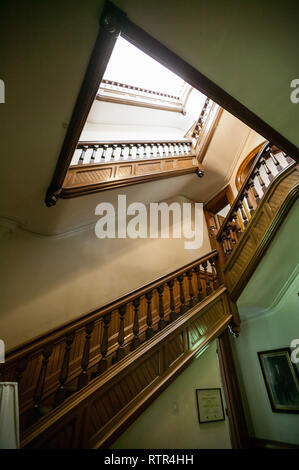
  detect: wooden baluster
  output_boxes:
[120,144,126,160]
[202,261,212,296]
[77,322,94,390]
[226,222,236,246]
[220,236,228,256]
[31,344,53,418]
[238,202,248,227]
[261,156,274,182]
[131,298,141,350]
[187,270,195,307]
[167,279,177,322]
[186,142,192,155]
[15,357,29,387]
[232,215,242,239]
[243,189,254,216]
[150,143,155,159]
[157,285,166,330]
[78,145,88,164]
[145,291,154,339]
[254,168,266,194]
[268,149,282,172]
[129,144,134,160]
[194,265,204,301]
[95,312,111,375]
[209,258,219,290]
[136,144,142,160]
[169,143,174,156]
[224,231,233,253]
[177,274,187,314]
[114,305,127,363]
[162,143,168,157]
[111,144,118,160]
[55,334,74,405]
[101,144,109,161]
[90,145,99,162]
[249,178,260,204]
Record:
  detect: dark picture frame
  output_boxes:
[258,348,299,414]
[196,388,225,423]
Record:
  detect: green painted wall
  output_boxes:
[234,276,299,445]
[111,341,232,449]
[115,0,299,147]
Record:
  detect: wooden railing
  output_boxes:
[217,142,295,259]
[100,79,181,101]
[97,79,184,113]
[191,97,212,140]
[70,139,194,166]
[1,250,222,435]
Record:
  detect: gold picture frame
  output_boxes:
[258,348,299,413]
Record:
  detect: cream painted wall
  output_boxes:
[228,130,265,197]
[233,278,299,445]
[0,197,211,350]
[111,341,232,449]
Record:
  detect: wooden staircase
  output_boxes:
[1,251,235,448]
[1,143,297,449]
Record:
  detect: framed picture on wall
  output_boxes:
[258,348,299,413]
[196,388,225,423]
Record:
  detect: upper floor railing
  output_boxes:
[217,142,295,259]
[97,79,184,113]
[70,139,194,166]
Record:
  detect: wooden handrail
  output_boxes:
[217,141,270,240]
[5,250,217,359]
[77,139,192,146]
[100,79,181,101]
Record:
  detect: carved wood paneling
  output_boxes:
[21,288,231,449]
[62,155,202,198]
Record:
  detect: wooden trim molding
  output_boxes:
[62,155,203,198]
[235,141,265,191]
[45,2,126,207]
[217,329,250,448]
[96,93,184,113]
[45,1,299,207]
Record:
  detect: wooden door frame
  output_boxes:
[45,0,299,206]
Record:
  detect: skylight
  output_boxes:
[102,36,186,98]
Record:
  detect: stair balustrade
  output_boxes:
[1,250,222,435]
[217,142,295,259]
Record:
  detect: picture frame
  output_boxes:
[196,388,225,423]
[258,348,299,414]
